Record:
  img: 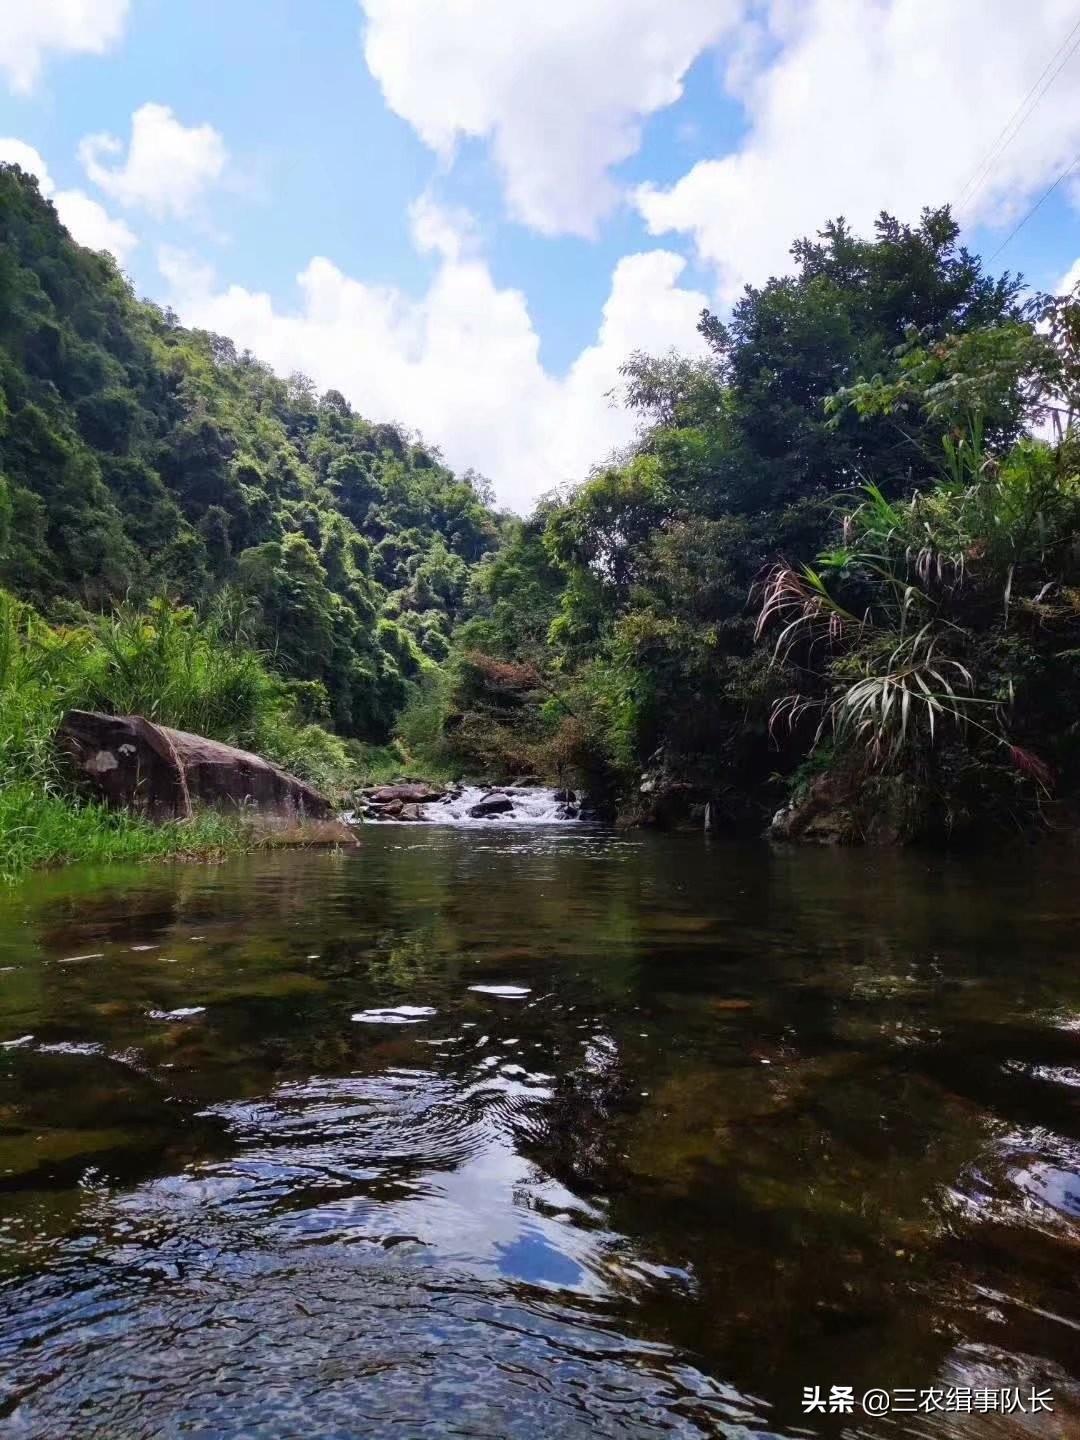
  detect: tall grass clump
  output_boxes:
[78,596,284,746]
[81,597,363,794]
[0,591,81,785]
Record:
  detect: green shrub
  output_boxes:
[758,430,1080,831]
[394,667,455,777]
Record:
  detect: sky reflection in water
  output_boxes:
[1,829,1080,1436]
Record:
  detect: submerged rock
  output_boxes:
[261,817,359,847]
[57,710,333,822]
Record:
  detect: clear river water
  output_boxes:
[1,822,1079,1437]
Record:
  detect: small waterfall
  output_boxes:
[357,786,581,826]
[427,786,575,825]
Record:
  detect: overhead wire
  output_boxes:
[955,11,1080,217]
[986,151,1080,261]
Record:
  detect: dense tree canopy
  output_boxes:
[456,208,1079,836]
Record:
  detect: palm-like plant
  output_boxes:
[761,573,1000,766]
[757,431,1077,794]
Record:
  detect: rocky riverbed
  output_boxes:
[350,783,584,825]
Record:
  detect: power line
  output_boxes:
[956,13,1080,210]
[987,150,1080,262]
[956,11,1080,215]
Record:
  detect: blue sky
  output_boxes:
[2,0,1079,509]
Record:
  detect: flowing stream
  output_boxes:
[1,828,1080,1436]
[424,784,577,824]
[360,784,580,825]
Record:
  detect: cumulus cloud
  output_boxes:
[0,137,136,264]
[1058,258,1080,296]
[360,0,743,236]
[0,0,128,94]
[48,187,137,264]
[80,102,227,219]
[408,191,480,261]
[636,0,1080,301]
[159,224,708,510]
[157,244,217,299]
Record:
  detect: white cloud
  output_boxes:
[360,0,743,237]
[52,188,137,264]
[636,0,1080,301]
[80,102,227,219]
[408,192,480,262]
[0,0,128,94]
[1058,258,1080,296]
[157,244,217,299]
[0,138,53,191]
[159,228,708,511]
[0,137,136,264]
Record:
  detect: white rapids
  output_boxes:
[429,786,574,825]
[357,786,580,827]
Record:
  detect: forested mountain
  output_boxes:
[0,163,501,742]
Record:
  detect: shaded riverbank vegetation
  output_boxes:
[2,158,1079,860]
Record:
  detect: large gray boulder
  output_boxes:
[57,710,333,822]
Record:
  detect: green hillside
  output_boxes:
[0,163,501,744]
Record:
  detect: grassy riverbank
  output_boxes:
[0,589,365,881]
[0,783,257,882]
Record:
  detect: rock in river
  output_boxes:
[468,793,514,818]
[366,783,446,805]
